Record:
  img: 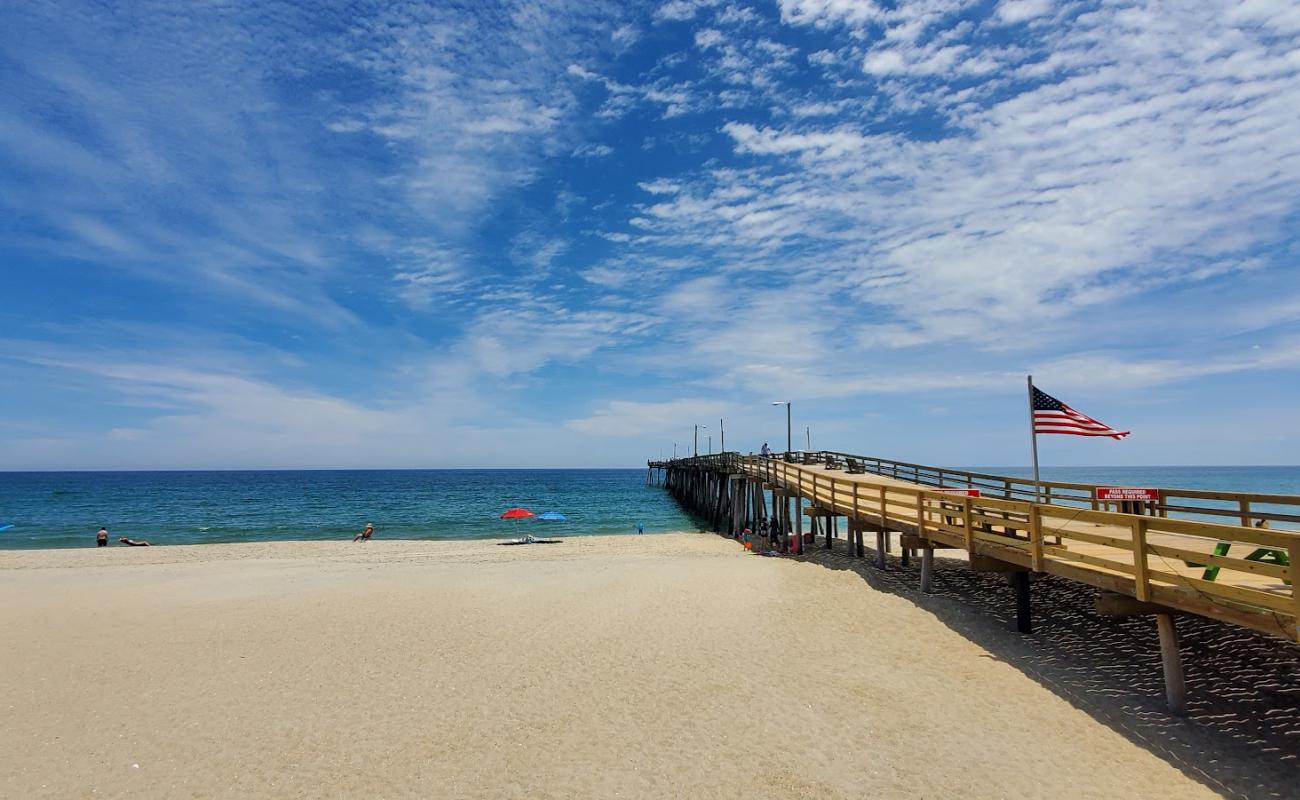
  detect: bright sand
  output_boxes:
[1,534,1223,799]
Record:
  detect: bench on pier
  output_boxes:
[823,455,844,470]
[845,457,867,474]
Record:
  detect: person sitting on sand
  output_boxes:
[352,523,374,542]
[118,537,150,546]
[96,526,109,547]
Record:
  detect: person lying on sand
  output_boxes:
[352,523,374,542]
[118,537,150,546]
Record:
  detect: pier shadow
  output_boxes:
[784,536,1300,799]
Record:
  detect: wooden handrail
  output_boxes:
[663,450,1300,530]
[660,452,1300,642]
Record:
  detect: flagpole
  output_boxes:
[1027,374,1041,503]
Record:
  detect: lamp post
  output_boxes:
[771,402,791,454]
[720,418,725,453]
[708,434,712,455]
[694,424,707,457]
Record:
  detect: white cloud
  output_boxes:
[996,0,1053,24]
[631,2,1300,352]
[655,0,722,22]
[573,142,615,158]
[612,23,640,46]
[695,28,725,48]
[566,398,729,436]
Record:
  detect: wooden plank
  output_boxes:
[970,511,1029,531]
[1046,527,1135,550]
[1144,542,1291,581]
[930,520,969,539]
[1147,517,1300,549]
[1094,591,1177,617]
[901,533,959,550]
[1146,571,1294,614]
[1041,544,1135,575]
[972,530,1032,550]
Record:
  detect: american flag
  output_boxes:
[1032,387,1129,439]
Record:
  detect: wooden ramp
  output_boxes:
[656,452,1300,715]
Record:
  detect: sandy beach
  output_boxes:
[0,533,1269,798]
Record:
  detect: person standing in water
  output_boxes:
[96,526,108,547]
[636,521,644,535]
[352,523,374,542]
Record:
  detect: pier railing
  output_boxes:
[656,450,1300,530]
[818,452,1300,531]
[657,452,1299,643]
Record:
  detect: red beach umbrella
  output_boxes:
[500,508,535,520]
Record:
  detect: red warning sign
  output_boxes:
[1094,487,1159,501]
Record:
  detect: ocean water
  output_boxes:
[3,466,1298,550]
[971,465,1300,498]
[0,469,697,550]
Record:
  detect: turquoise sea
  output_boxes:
[0,469,696,550]
[1,465,1297,550]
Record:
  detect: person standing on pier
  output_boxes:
[760,442,771,458]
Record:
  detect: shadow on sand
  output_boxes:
[786,536,1300,799]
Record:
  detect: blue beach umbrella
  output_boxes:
[536,511,567,521]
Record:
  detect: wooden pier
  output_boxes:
[650,451,1300,714]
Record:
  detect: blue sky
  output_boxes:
[2,0,1298,469]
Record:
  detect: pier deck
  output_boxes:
[650,451,1300,713]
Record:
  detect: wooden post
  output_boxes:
[1156,613,1187,715]
[1029,504,1044,572]
[794,496,803,555]
[1289,539,1300,643]
[920,545,934,593]
[962,495,975,554]
[876,529,886,569]
[1132,517,1151,602]
[1238,498,1251,528]
[1012,571,1032,633]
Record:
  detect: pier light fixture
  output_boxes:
[694,424,708,457]
[771,402,792,454]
